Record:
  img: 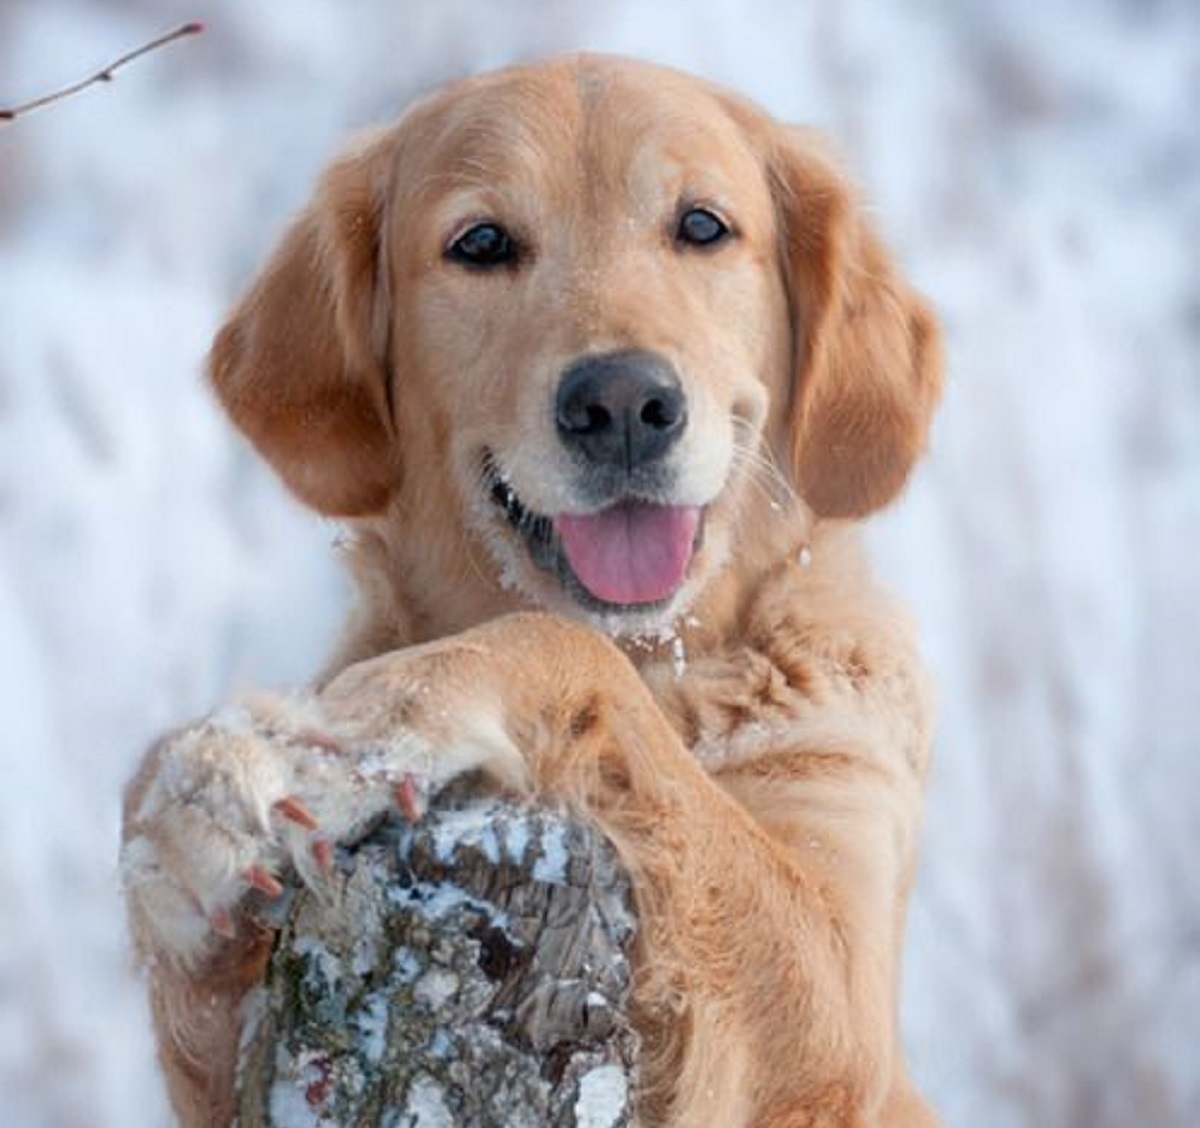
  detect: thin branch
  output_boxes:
[0,22,205,124]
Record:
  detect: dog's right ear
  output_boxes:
[766,128,942,519]
[209,131,399,517]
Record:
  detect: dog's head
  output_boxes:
[211,56,941,635]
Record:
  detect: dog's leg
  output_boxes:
[119,693,494,1128]
[315,612,921,1125]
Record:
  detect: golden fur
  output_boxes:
[121,55,943,1127]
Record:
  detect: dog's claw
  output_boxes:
[273,796,320,831]
[312,838,335,875]
[246,864,284,899]
[291,729,345,756]
[210,906,237,939]
[394,774,422,822]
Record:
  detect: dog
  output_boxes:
[120,54,942,1127]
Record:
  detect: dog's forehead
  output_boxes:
[400,57,769,213]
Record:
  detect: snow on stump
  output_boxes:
[236,789,639,1128]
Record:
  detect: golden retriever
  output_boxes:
[121,54,942,1127]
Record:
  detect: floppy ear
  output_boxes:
[209,131,399,517]
[770,130,942,519]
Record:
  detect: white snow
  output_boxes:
[401,1076,455,1128]
[573,1064,629,1128]
[354,992,390,1066]
[293,937,343,995]
[267,1079,324,1128]
[531,821,571,885]
[411,969,460,1011]
[399,880,491,925]
[429,804,502,866]
[499,813,531,861]
[2,2,1197,1127]
[670,634,687,680]
[267,1048,332,1128]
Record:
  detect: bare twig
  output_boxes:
[0,22,204,125]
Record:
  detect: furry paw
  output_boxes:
[120,695,428,965]
[122,641,528,966]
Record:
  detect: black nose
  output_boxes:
[555,350,687,469]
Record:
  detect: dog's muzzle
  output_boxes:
[549,350,699,605]
[484,350,704,610]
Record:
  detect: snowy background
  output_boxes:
[1,1,1197,1125]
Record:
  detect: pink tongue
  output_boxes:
[556,502,701,605]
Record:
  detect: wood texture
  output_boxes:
[236,788,639,1127]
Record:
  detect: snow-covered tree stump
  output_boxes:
[235,789,640,1128]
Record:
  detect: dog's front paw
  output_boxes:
[316,640,529,793]
[121,642,529,967]
[120,696,416,966]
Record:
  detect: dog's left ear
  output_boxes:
[769,129,943,519]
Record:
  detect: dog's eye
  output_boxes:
[447,222,518,269]
[676,206,731,249]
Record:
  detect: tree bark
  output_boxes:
[235,787,640,1127]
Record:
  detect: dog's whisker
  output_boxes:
[459,463,506,588]
[732,432,800,515]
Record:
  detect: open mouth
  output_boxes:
[484,455,702,609]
